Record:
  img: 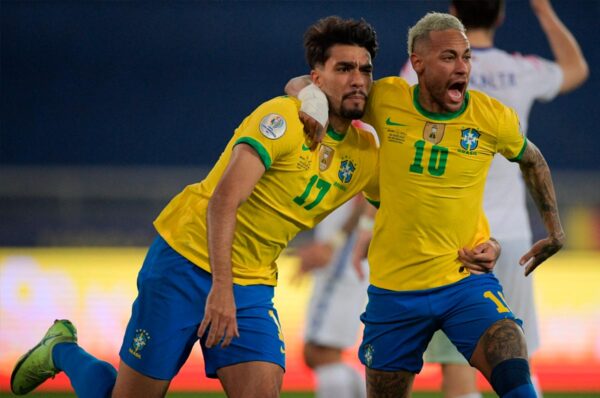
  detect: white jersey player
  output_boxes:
[401,1,588,397]
[296,197,369,398]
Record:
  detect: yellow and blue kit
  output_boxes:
[359,77,526,373]
[154,95,379,286]
[121,95,379,379]
[363,77,525,291]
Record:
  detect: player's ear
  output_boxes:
[311,68,323,88]
[411,53,424,74]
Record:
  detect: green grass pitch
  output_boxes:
[2,393,598,397]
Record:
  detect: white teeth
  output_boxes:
[448,89,462,101]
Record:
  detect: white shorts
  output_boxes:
[424,329,468,364]
[424,237,540,364]
[493,237,540,353]
[304,236,369,348]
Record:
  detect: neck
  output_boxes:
[328,115,351,135]
[466,28,495,48]
[417,86,445,114]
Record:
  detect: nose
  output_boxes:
[350,69,366,88]
[455,58,469,75]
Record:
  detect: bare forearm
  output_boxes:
[207,196,237,286]
[534,1,588,91]
[519,142,564,242]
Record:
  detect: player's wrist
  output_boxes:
[489,236,502,259]
[298,84,329,127]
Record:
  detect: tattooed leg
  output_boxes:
[365,368,414,398]
[470,318,528,380]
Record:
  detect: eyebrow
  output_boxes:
[335,61,359,68]
[335,60,373,69]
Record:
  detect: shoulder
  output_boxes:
[371,76,412,103]
[468,89,508,111]
[254,95,301,117]
[349,123,380,151]
[467,90,517,124]
[507,51,558,72]
[374,76,410,90]
[246,96,303,136]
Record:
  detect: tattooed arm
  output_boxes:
[517,139,565,275]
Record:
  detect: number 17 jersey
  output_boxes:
[363,77,526,291]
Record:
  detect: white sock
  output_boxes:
[315,362,366,398]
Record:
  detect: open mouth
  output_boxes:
[448,82,466,102]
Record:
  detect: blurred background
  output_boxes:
[1,0,599,394]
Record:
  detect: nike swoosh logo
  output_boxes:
[280,346,286,354]
[301,144,310,151]
[385,117,407,126]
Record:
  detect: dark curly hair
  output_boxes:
[304,16,378,69]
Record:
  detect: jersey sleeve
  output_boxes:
[232,97,301,170]
[497,106,527,162]
[513,53,563,102]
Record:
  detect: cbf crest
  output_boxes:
[460,128,480,151]
[128,329,151,359]
[363,344,375,367]
[338,158,356,183]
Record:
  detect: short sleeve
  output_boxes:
[232,97,302,170]
[513,54,563,102]
[497,106,527,162]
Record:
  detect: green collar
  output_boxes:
[413,84,469,121]
[326,125,345,141]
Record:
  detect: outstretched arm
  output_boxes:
[532,0,589,92]
[198,144,266,348]
[517,139,565,275]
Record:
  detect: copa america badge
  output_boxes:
[259,113,287,139]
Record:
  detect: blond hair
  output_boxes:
[407,12,466,56]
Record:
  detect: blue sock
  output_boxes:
[490,358,536,397]
[53,342,117,398]
[503,384,538,397]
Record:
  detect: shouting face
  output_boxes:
[411,29,471,114]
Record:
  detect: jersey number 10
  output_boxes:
[409,140,448,176]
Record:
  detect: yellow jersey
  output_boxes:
[363,77,525,291]
[154,96,379,286]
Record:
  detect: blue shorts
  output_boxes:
[119,236,286,380]
[359,273,522,373]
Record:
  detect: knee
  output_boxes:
[480,319,527,369]
[303,344,319,369]
[303,343,342,369]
